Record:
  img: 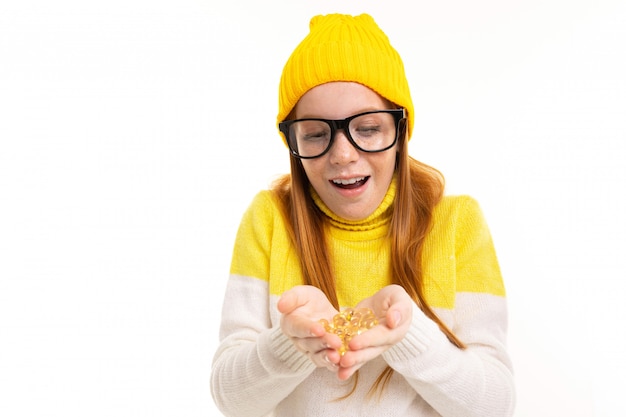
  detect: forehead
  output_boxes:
[295,82,390,119]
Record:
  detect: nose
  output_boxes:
[328,129,359,165]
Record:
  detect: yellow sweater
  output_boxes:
[212,182,515,417]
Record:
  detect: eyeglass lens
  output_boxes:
[288,112,397,158]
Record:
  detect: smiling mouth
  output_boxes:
[331,176,369,189]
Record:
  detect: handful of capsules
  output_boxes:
[319,307,378,356]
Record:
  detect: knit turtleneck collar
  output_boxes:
[310,176,396,232]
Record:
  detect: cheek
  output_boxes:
[300,160,323,183]
[372,152,397,176]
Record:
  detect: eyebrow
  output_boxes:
[295,106,393,120]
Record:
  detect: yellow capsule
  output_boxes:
[333,315,348,328]
[319,318,330,330]
[363,317,377,329]
[318,308,378,356]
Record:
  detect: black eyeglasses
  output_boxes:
[278,109,406,159]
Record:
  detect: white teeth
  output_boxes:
[332,177,365,185]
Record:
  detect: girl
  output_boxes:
[211,13,515,417]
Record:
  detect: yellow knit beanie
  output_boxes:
[277,13,414,143]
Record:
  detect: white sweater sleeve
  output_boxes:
[210,275,316,417]
[382,295,515,417]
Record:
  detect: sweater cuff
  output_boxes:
[259,326,316,376]
[382,304,447,364]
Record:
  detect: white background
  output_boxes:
[1,1,624,416]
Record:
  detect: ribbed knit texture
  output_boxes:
[212,186,515,416]
[277,13,414,142]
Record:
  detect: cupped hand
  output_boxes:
[336,284,413,380]
[277,285,343,371]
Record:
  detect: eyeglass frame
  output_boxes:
[278,108,406,159]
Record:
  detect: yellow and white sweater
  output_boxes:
[211,181,515,417]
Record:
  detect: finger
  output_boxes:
[324,345,343,364]
[386,309,402,329]
[336,362,364,381]
[338,344,384,368]
[345,326,390,351]
[308,349,340,372]
[283,314,326,338]
[294,336,331,354]
[277,288,305,315]
[322,354,339,372]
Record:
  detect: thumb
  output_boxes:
[277,287,307,314]
[386,310,402,329]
